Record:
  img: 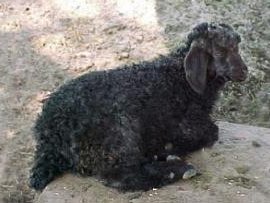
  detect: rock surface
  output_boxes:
[35,122,270,203]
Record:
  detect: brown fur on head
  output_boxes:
[184,23,248,94]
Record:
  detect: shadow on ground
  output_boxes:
[0,29,69,202]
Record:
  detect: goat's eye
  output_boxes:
[217,46,228,55]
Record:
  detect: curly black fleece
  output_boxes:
[30,23,224,191]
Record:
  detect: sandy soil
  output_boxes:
[0,0,269,202]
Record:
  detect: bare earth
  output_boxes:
[0,0,269,202]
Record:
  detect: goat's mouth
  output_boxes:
[231,65,248,82]
[218,74,246,83]
[231,74,248,82]
[224,71,248,82]
[215,75,231,83]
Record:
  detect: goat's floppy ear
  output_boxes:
[184,45,209,94]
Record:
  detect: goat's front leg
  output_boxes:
[170,107,219,154]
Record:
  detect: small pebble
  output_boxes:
[235,165,250,174]
[118,52,129,60]
[127,192,142,200]
[210,152,221,157]
[252,140,261,147]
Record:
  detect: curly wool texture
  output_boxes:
[30,23,231,191]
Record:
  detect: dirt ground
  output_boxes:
[0,0,269,202]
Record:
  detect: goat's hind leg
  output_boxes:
[105,159,197,191]
[100,116,197,191]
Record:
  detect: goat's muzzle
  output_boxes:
[231,65,248,82]
[229,54,248,82]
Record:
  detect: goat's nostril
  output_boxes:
[242,67,248,75]
[243,65,248,72]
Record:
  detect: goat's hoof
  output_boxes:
[166,155,182,162]
[182,164,197,180]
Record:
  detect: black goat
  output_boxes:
[29,22,248,191]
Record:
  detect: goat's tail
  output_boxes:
[29,143,73,190]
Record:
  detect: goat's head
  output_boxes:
[184,23,248,94]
